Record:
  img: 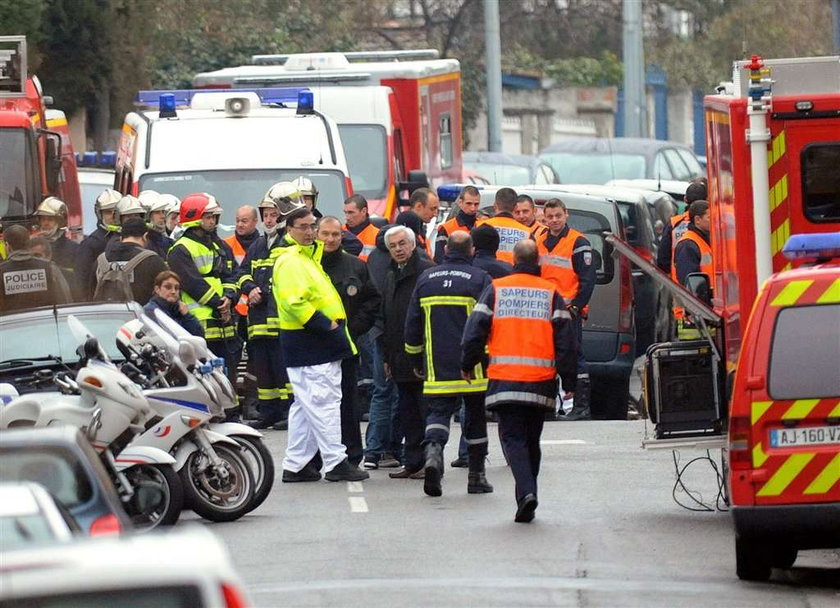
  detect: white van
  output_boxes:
[114,88,353,224]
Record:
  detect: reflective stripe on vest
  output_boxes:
[172,237,224,325]
[483,217,530,264]
[353,223,379,261]
[535,227,584,303]
[673,228,713,320]
[224,234,247,265]
[487,274,559,382]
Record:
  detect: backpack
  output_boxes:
[93,249,158,302]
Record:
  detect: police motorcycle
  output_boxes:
[117,310,273,518]
[0,316,183,531]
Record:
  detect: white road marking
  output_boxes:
[348,496,368,513]
[540,439,588,445]
[346,481,364,493]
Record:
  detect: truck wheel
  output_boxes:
[735,536,772,581]
[591,376,630,420]
[771,546,797,569]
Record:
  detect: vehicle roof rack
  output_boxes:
[251,49,440,65]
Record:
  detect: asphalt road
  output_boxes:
[183,418,840,607]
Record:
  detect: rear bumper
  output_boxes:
[584,331,635,381]
[732,504,840,549]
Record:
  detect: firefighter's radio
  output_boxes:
[645,340,724,439]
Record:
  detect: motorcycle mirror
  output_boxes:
[86,408,103,443]
[178,341,198,367]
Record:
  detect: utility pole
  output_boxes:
[622,0,646,137]
[832,0,840,54]
[483,0,503,152]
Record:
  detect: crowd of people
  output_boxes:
[0,176,709,522]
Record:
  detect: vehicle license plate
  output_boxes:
[770,426,840,448]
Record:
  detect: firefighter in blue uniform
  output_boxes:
[237,182,303,429]
[404,231,494,497]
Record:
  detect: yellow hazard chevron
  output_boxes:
[817,278,840,304]
[751,401,773,425]
[770,218,791,256]
[770,279,813,307]
[757,452,815,497]
[804,454,840,495]
[782,399,820,420]
[752,442,768,467]
[768,174,788,212]
[767,131,786,168]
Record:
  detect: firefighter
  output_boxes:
[167,193,241,413]
[224,205,261,333]
[294,176,363,256]
[0,225,72,313]
[461,240,578,523]
[165,197,182,238]
[404,231,494,497]
[141,192,176,259]
[513,194,545,234]
[237,184,302,430]
[408,187,439,257]
[34,197,79,294]
[533,198,596,421]
[77,189,122,299]
[674,199,713,340]
[343,194,379,261]
[434,185,482,263]
[656,180,707,274]
[481,188,531,264]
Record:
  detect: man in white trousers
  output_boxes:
[272,207,369,482]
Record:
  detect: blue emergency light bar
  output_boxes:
[133,87,311,109]
[782,232,840,260]
[75,151,117,168]
[437,183,483,203]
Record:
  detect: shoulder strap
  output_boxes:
[95,252,110,280]
[122,249,158,274]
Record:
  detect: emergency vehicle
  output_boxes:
[0,36,82,254]
[193,50,464,218]
[114,88,352,226]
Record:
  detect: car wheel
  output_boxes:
[735,536,772,581]
[771,546,797,569]
[591,375,630,420]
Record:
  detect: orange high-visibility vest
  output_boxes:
[673,228,713,320]
[438,215,482,237]
[345,223,379,261]
[669,212,691,280]
[487,273,560,382]
[224,234,249,317]
[483,216,531,264]
[534,227,585,304]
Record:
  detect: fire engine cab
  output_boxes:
[0,36,81,255]
[193,50,464,218]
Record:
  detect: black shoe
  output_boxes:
[248,418,278,430]
[363,456,379,470]
[557,408,591,421]
[450,456,468,468]
[514,494,538,523]
[325,459,370,482]
[282,467,321,483]
[271,419,289,431]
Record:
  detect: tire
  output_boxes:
[591,375,630,420]
[180,443,254,523]
[122,463,183,531]
[231,435,275,514]
[735,536,772,582]
[771,546,797,570]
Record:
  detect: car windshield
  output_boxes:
[0,513,58,549]
[338,125,387,201]
[465,162,532,186]
[0,447,93,509]
[139,169,349,227]
[0,129,35,219]
[0,310,135,365]
[540,153,646,185]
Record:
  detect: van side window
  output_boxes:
[801,142,840,222]
[439,114,452,170]
[768,304,840,400]
[568,211,613,285]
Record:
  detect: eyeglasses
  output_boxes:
[291,223,317,232]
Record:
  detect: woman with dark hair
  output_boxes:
[143,270,204,336]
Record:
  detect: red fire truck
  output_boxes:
[193,50,464,218]
[0,36,82,255]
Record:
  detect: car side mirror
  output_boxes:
[83,337,101,360]
[686,272,712,305]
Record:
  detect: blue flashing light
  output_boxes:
[782,232,840,260]
[211,357,225,369]
[99,151,117,167]
[82,151,98,166]
[198,362,213,375]
[437,183,481,203]
[134,87,311,109]
[159,93,177,118]
[296,90,314,115]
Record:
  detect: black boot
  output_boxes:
[325,458,370,482]
[558,376,591,421]
[423,442,444,497]
[467,446,493,494]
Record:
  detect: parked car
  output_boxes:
[0,301,143,393]
[464,151,560,186]
[0,482,81,550]
[539,137,704,186]
[478,186,635,419]
[77,168,116,236]
[0,427,131,536]
[0,526,249,607]
[606,178,692,211]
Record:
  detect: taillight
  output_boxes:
[221,583,248,608]
[729,415,752,470]
[130,182,139,196]
[345,176,354,196]
[618,257,633,333]
[89,513,121,536]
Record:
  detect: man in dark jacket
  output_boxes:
[0,225,72,313]
[657,180,707,274]
[77,189,122,300]
[318,216,381,466]
[380,225,435,478]
[95,218,167,305]
[34,197,80,297]
[404,232,493,497]
[462,240,578,523]
[471,224,513,279]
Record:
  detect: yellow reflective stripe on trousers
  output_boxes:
[405,343,424,354]
[423,379,488,394]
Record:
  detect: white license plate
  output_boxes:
[770,426,840,448]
